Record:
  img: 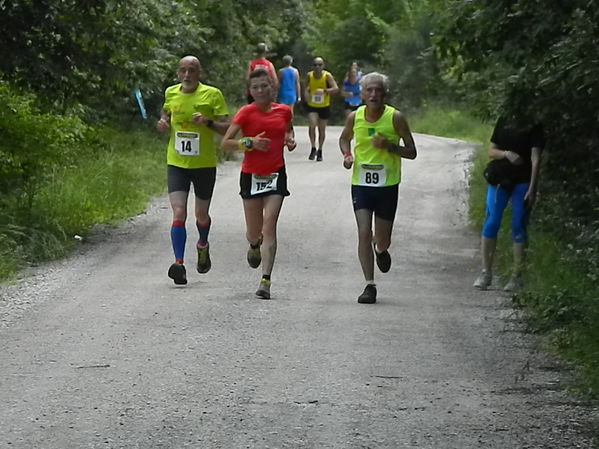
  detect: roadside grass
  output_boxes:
[412,104,599,400]
[0,124,166,280]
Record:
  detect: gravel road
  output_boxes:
[1,126,597,448]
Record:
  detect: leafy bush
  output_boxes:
[0,80,87,209]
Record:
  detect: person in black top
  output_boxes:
[473,116,545,292]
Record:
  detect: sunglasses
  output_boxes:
[313,63,323,66]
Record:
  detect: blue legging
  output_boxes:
[482,183,529,243]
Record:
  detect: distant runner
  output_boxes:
[339,72,417,304]
[305,57,338,161]
[156,56,229,285]
[341,68,362,117]
[246,43,278,103]
[221,69,296,299]
[277,55,301,113]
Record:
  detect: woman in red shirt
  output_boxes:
[221,69,296,299]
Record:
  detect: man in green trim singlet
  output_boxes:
[339,72,417,304]
[156,56,229,285]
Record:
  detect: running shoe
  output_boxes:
[473,269,492,290]
[357,284,377,304]
[375,247,392,273]
[308,147,317,160]
[255,278,271,299]
[247,239,262,269]
[196,243,211,274]
[168,263,187,285]
[503,274,522,292]
[316,149,323,161]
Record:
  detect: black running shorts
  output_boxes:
[167,165,216,200]
[305,105,331,120]
[351,184,399,221]
[239,166,290,199]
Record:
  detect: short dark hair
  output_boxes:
[249,68,269,80]
[256,42,267,54]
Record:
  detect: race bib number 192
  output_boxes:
[250,173,279,195]
[175,131,200,156]
[358,164,386,186]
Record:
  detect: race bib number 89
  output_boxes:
[358,164,386,186]
[175,131,200,156]
[250,173,279,195]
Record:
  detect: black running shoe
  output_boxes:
[308,147,317,160]
[168,263,187,285]
[316,149,323,161]
[357,284,377,304]
[196,244,211,274]
[247,236,262,269]
[375,248,392,273]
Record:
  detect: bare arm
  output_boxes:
[191,113,230,136]
[294,69,301,102]
[525,146,542,208]
[156,109,170,132]
[325,73,339,95]
[304,75,311,101]
[489,142,523,165]
[221,122,241,152]
[285,121,296,151]
[371,110,417,159]
[339,112,356,169]
[220,123,270,153]
[268,61,279,91]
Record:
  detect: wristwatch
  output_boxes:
[242,137,253,149]
[206,119,214,129]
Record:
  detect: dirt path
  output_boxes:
[0,127,596,448]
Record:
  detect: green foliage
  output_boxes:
[35,126,165,236]
[513,232,599,398]
[434,0,599,398]
[0,124,165,280]
[0,80,87,208]
[0,0,309,116]
[303,0,417,76]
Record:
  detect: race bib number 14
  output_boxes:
[250,173,279,195]
[358,164,386,186]
[175,131,200,156]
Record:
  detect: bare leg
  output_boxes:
[260,195,285,276]
[481,236,496,271]
[307,112,318,148]
[169,191,189,223]
[317,119,327,149]
[242,197,264,245]
[512,242,525,275]
[354,209,375,281]
[373,216,394,252]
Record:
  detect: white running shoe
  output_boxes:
[503,274,522,292]
[473,269,492,290]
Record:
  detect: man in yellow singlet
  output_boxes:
[339,72,417,304]
[305,57,338,161]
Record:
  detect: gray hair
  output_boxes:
[282,55,293,65]
[360,72,389,92]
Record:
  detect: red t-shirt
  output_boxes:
[249,58,275,77]
[233,103,292,175]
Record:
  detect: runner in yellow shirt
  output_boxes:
[305,57,338,161]
[339,72,417,304]
[156,56,229,285]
